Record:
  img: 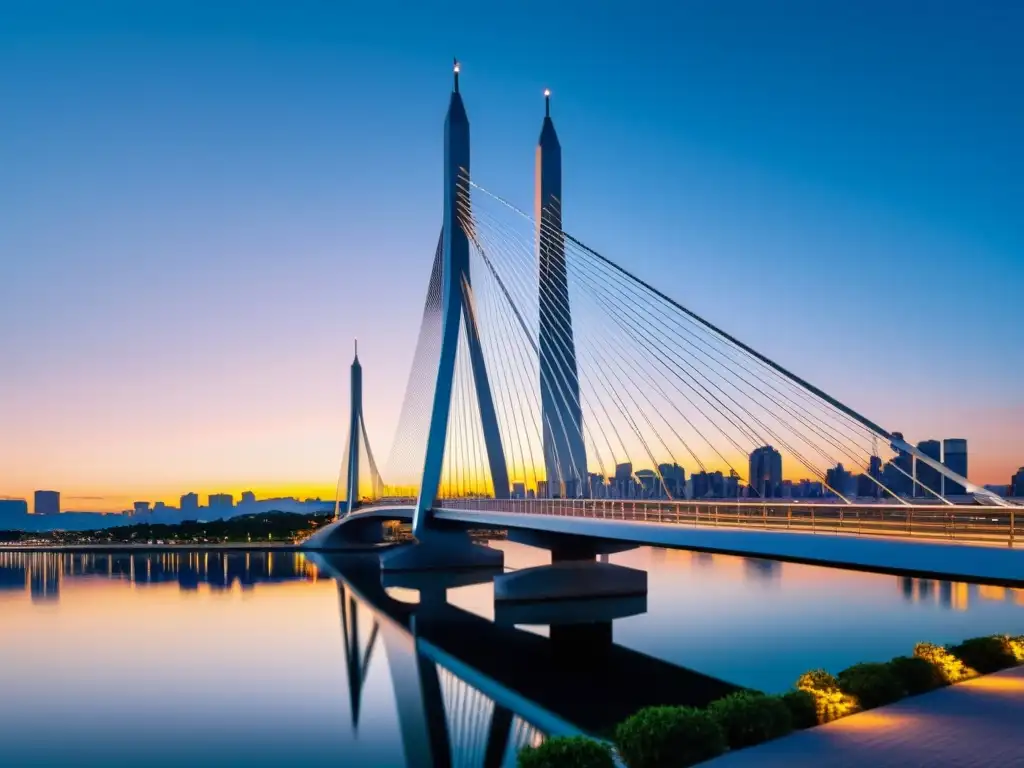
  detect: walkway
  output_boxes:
[707,665,1024,767]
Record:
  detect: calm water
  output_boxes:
[2,543,1023,766]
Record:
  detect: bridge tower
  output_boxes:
[413,62,510,528]
[342,342,364,518]
[536,90,587,497]
[383,61,509,570]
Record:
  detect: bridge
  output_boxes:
[304,61,1022,593]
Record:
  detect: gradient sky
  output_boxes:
[1,1,1022,511]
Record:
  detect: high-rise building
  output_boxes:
[613,463,633,499]
[914,440,942,498]
[657,463,686,498]
[180,492,199,513]
[883,432,914,497]
[208,493,233,508]
[942,439,968,495]
[241,491,256,504]
[132,501,150,516]
[34,490,60,516]
[826,464,854,497]
[1011,468,1024,498]
[748,446,783,498]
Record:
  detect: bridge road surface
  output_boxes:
[706,665,1024,767]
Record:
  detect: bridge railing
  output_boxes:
[436,498,1021,548]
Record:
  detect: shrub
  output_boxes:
[614,706,727,768]
[1006,635,1024,663]
[708,691,793,748]
[914,642,976,684]
[949,636,1018,674]
[888,655,945,695]
[795,669,860,724]
[779,689,818,729]
[517,736,615,768]
[836,662,905,709]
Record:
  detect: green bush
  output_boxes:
[914,642,976,683]
[614,706,727,768]
[517,736,615,768]
[795,669,860,723]
[888,655,945,695]
[779,689,818,729]
[707,691,793,748]
[836,662,905,709]
[1006,635,1024,663]
[949,636,1018,674]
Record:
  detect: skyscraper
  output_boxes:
[942,439,968,495]
[241,490,256,504]
[34,490,60,516]
[536,89,587,498]
[748,446,783,498]
[208,493,233,508]
[180,492,199,514]
[1011,468,1024,498]
[914,440,942,498]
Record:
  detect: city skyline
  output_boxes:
[2,2,1022,512]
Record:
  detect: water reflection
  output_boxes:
[2,546,1024,766]
[0,550,317,602]
[322,553,741,765]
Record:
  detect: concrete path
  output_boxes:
[706,665,1024,767]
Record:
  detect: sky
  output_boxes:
[1,0,1022,512]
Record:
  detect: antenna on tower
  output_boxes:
[354,339,358,359]
[453,58,460,93]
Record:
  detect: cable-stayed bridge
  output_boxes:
[305,62,1022,588]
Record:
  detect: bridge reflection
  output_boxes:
[319,553,742,766]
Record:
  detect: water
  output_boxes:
[2,544,1023,766]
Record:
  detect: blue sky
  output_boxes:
[1,0,1021,508]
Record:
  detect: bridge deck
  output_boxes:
[432,507,1024,585]
[706,665,1024,767]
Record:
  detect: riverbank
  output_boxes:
[706,664,1024,766]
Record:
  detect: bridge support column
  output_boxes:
[494,529,646,602]
[381,529,503,571]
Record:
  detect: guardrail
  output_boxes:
[437,498,1023,548]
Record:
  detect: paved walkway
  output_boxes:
[707,665,1024,767]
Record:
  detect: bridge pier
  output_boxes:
[494,529,647,603]
[380,529,504,572]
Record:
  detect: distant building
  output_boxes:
[883,432,914,497]
[34,490,60,516]
[942,439,968,495]
[153,501,167,511]
[613,463,633,499]
[132,501,150,516]
[208,493,233,508]
[826,464,854,497]
[511,482,526,500]
[241,491,256,504]
[180,492,199,514]
[1011,468,1024,498]
[914,440,942,498]
[0,499,29,524]
[658,463,686,498]
[748,446,782,498]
